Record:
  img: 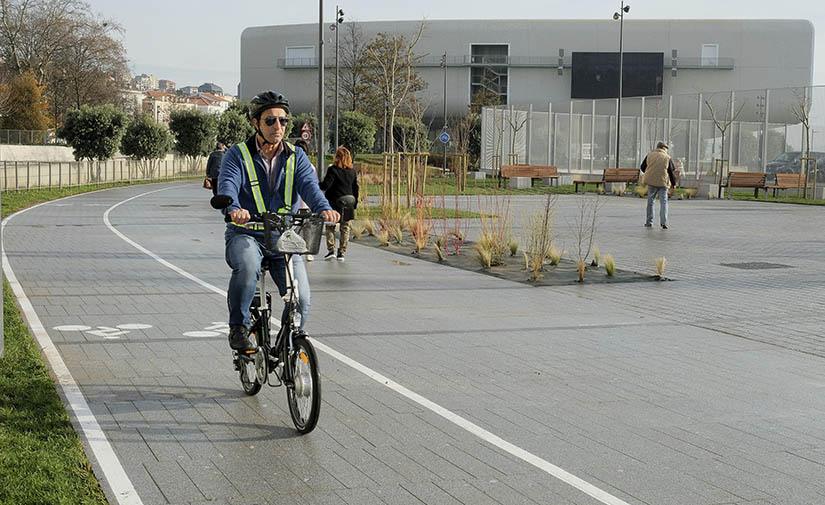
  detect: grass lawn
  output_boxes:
[1,280,109,505]
[727,190,825,206]
[363,177,578,197]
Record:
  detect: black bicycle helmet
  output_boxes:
[248,90,290,120]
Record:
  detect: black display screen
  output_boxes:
[571,52,663,99]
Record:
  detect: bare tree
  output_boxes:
[704,93,745,167]
[1,0,128,125]
[403,93,433,153]
[569,194,602,282]
[364,22,426,154]
[338,21,370,112]
[789,87,814,196]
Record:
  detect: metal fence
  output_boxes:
[0,157,203,191]
[481,85,825,180]
[0,129,56,145]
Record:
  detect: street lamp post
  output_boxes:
[441,52,448,173]
[317,1,325,176]
[330,7,344,150]
[613,2,630,169]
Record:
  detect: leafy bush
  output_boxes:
[120,114,173,177]
[59,104,127,161]
[168,109,217,170]
[216,108,254,147]
[335,110,376,157]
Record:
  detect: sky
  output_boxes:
[87,0,824,95]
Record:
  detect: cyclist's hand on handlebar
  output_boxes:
[229,209,251,225]
[321,209,340,224]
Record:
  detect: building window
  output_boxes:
[470,44,508,107]
[701,44,719,67]
[285,46,316,67]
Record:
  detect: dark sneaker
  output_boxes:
[644,223,652,228]
[661,224,668,230]
[228,325,255,352]
[337,250,345,261]
[324,251,335,260]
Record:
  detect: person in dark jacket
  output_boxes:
[205,142,225,196]
[320,146,359,261]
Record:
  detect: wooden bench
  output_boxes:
[721,171,766,198]
[500,165,559,185]
[574,168,640,193]
[764,173,808,196]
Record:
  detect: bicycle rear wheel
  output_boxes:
[286,336,321,433]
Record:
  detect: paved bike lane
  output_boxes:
[4,182,825,505]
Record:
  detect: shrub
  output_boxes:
[335,110,376,157]
[653,257,667,278]
[547,245,563,265]
[634,184,648,198]
[169,109,217,171]
[604,254,615,276]
[59,104,127,162]
[120,114,173,178]
[216,108,254,146]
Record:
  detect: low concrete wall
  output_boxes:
[0,145,181,162]
[0,144,76,162]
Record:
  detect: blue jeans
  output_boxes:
[225,229,286,328]
[291,254,310,330]
[646,185,668,226]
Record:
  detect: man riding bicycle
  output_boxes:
[218,91,339,352]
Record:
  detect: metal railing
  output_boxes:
[1,158,204,191]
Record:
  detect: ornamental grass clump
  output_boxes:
[351,221,366,239]
[591,246,600,267]
[547,245,563,265]
[509,239,519,256]
[376,229,390,246]
[434,243,445,262]
[386,221,403,244]
[604,253,615,276]
[653,256,667,278]
[364,219,376,236]
[473,242,493,269]
[634,184,648,198]
[576,260,587,282]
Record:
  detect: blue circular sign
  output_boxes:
[439,132,450,143]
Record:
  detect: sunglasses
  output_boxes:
[263,116,289,127]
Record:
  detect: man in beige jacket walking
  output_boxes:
[640,142,677,229]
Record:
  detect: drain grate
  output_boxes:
[720,262,793,270]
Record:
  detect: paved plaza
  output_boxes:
[3,181,825,505]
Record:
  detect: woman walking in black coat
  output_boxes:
[320,146,359,261]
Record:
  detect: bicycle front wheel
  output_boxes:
[286,336,321,433]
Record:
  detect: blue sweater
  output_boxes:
[218,136,332,236]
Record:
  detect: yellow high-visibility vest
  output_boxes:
[231,141,296,231]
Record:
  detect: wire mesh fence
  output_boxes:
[0,129,56,145]
[481,85,825,184]
[0,157,204,191]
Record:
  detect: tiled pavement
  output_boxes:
[3,181,825,505]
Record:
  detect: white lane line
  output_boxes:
[102,187,224,297]
[2,190,145,505]
[103,188,632,505]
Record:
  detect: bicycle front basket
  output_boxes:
[265,214,324,255]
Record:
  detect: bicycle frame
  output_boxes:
[248,250,301,389]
